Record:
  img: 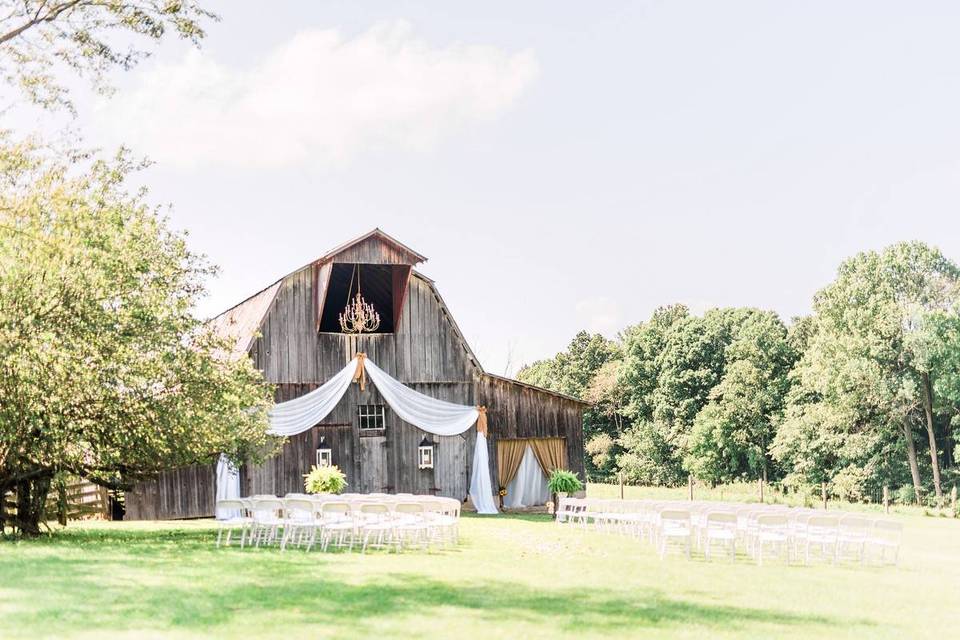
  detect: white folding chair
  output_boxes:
[393,502,429,552]
[215,499,252,548]
[866,519,902,565]
[657,509,692,560]
[837,514,871,563]
[359,503,395,553]
[703,511,738,561]
[421,499,457,548]
[281,498,319,551]
[802,515,839,565]
[439,497,462,543]
[249,498,285,548]
[754,513,789,566]
[319,501,355,552]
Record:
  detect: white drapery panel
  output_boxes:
[469,433,499,514]
[504,445,550,508]
[215,454,241,518]
[239,354,498,515]
[266,358,357,436]
[363,358,480,436]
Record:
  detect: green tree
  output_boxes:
[773,242,960,503]
[517,331,621,479]
[614,305,689,482]
[1,0,217,113]
[0,140,276,535]
[518,331,619,400]
[684,311,795,484]
[615,419,684,486]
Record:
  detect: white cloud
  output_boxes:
[94,21,538,169]
[574,297,624,337]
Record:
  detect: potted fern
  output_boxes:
[303,465,348,495]
[547,469,583,499]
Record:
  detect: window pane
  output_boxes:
[358,404,386,430]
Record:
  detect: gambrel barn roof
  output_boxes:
[208,229,586,405]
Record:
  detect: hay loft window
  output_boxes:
[318,263,410,334]
[358,404,386,432]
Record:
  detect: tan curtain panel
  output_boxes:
[529,437,567,477]
[496,439,528,490]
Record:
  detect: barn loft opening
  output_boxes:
[317,263,410,333]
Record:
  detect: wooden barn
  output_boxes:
[124,229,586,519]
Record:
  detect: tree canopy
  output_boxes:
[522,242,960,506]
[1,0,217,113]
[0,140,275,534]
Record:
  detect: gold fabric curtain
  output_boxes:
[529,437,567,477]
[496,439,528,491]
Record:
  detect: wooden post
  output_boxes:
[952,486,957,517]
[883,485,890,515]
[619,473,624,500]
[688,475,694,501]
[758,478,764,503]
[821,482,828,509]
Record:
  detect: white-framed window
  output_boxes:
[357,404,386,431]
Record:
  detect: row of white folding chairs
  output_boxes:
[215,495,460,553]
[555,498,903,565]
[730,508,902,566]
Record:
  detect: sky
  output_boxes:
[11,1,960,375]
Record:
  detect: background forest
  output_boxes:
[518,241,960,506]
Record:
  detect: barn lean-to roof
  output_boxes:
[482,372,589,406]
[206,229,587,405]
[208,280,282,361]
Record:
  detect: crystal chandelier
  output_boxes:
[339,265,380,334]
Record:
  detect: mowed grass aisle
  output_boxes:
[1,510,958,639]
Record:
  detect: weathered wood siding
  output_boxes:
[240,268,478,501]
[124,245,586,519]
[124,463,214,520]
[325,235,422,266]
[477,375,587,487]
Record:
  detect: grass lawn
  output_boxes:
[2,492,959,639]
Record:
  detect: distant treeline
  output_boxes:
[518,242,960,506]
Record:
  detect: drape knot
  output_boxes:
[476,406,488,435]
[353,353,367,391]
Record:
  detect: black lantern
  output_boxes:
[417,436,435,470]
[316,436,332,467]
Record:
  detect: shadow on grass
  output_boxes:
[2,526,871,637]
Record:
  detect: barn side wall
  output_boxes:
[124,463,215,520]
[476,375,587,490]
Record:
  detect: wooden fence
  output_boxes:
[2,479,111,523]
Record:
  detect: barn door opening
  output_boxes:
[497,437,568,508]
[359,436,387,493]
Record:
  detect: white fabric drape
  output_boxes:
[469,433,498,514]
[267,358,357,436]
[229,354,498,515]
[504,445,550,508]
[215,454,241,519]
[363,359,480,436]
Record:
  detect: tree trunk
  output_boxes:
[945,420,955,468]
[13,476,51,536]
[902,416,922,504]
[920,373,943,503]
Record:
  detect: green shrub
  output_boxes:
[896,485,917,505]
[303,465,347,494]
[547,469,583,495]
